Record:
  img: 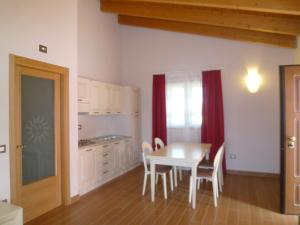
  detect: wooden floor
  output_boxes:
[27,166,298,225]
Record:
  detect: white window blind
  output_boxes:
[166,73,202,143]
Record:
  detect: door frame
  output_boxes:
[279,64,300,214]
[9,54,71,206]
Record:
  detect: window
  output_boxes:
[166,74,202,128]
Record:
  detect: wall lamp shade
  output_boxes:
[245,68,262,93]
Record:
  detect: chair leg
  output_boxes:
[197,178,201,190]
[142,173,148,195]
[189,176,192,203]
[156,173,159,184]
[218,169,223,193]
[173,166,178,187]
[163,174,168,199]
[170,170,174,191]
[220,166,224,185]
[212,177,218,207]
[179,168,183,181]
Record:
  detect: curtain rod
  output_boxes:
[152,67,224,75]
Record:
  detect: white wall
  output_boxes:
[0,0,78,200]
[78,0,121,84]
[77,0,123,140]
[120,26,296,174]
[78,115,126,139]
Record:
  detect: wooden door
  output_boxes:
[13,64,62,222]
[280,65,300,214]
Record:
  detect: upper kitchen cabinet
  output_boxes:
[90,81,111,115]
[123,87,140,115]
[111,85,123,114]
[78,77,90,113]
[78,77,138,116]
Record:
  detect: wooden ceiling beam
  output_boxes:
[121,0,300,16]
[118,15,297,48]
[101,0,300,35]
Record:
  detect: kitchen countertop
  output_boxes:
[79,135,132,149]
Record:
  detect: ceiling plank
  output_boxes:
[101,0,300,35]
[119,0,300,16]
[118,15,297,48]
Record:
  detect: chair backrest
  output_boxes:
[154,137,165,151]
[142,142,154,172]
[213,144,225,174]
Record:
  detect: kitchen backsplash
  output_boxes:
[78,114,129,139]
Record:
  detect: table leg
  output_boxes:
[173,166,177,187]
[191,165,197,209]
[150,162,156,202]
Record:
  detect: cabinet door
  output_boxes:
[95,147,103,184]
[101,84,112,114]
[90,82,111,115]
[79,148,96,194]
[111,86,123,114]
[78,77,90,102]
[90,82,102,114]
[132,89,140,115]
[112,141,123,174]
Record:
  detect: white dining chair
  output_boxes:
[154,137,164,151]
[142,142,174,199]
[198,143,225,192]
[154,137,183,184]
[188,144,224,207]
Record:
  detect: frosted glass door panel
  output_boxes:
[21,75,55,185]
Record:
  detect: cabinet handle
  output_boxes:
[86,149,93,152]
[78,99,83,102]
[103,170,109,174]
[94,112,100,114]
[114,142,119,145]
[106,112,111,114]
[103,162,109,165]
[103,153,109,157]
[103,145,109,148]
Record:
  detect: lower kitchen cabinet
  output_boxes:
[79,138,140,195]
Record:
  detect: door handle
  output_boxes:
[17,145,26,150]
[287,137,296,149]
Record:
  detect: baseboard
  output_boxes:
[227,170,279,178]
[70,195,80,204]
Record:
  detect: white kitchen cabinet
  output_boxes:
[0,203,23,225]
[78,78,131,115]
[132,88,140,115]
[111,86,123,114]
[78,77,90,113]
[90,81,111,115]
[123,87,140,115]
[79,147,96,195]
[79,138,141,196]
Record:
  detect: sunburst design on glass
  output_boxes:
[25,116,50,144]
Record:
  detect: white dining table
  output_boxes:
[146,143,211,209]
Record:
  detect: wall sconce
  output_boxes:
[245,68,262,93]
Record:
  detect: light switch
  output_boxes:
[39,44,47,53]
[0,145,6,153]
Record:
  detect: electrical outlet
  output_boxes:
[229,153,236,159]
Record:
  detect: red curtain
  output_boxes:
[201,70,226,172]
[152,74,167,148]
